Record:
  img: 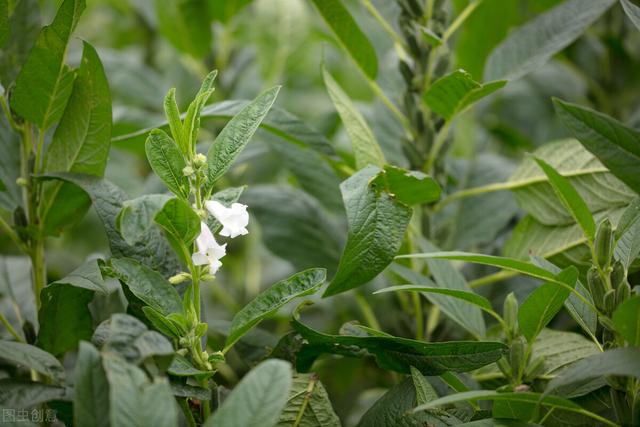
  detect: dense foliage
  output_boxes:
[1,0,640,426]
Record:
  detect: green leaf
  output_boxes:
[374,284,493,312]
[163,88,184,151]
[154,0,211,58]
[116,194,172,246]
[0,380,67,409]
[182,69,217,149]
[424,69,506,120]
[391,241,486,338]
[310,0,377,79]
[39,41,112,236]
[553,98,640,195]
[225,268,326,350]
[531,329,600,377]
[103,354,178,427]
[276,373,340,427]
[154,197,200,247]
[532,157,596,241]
[612,296,640,346]
[74,342,109,427]
[206,86,280,186]
[324,166,412,297]
[0,0,9,45]
[244,185,342,276]
[485,0,616,81]
[546,347,640,398]
[292,306,507,375]
[114,99,335,157]
[142,306,182,339]
[507,139,634,227]
[414,390,614,427]
[168,353,210,378]
[410,366,438,406]
[40,173,180,276]
[0,341,65,383]
[10,0,85,129]
[0,0,40,88]
[145,129,189,199]
[205,359,293,427]
[518,267,578,343]
[369,165,440,205]
[109,257,182,316]
[322,66,385,169]
[621,0,640,30]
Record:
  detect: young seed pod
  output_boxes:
[503,292,518,338]
[604,289,616,314]
[509,337,528,375]
[524,356,546,381]
[587,266,606,311]
[594,218,614,268]
[598,315,616,332]
[616,282,631,306]
[610,261,626,290]
[497,357,511,378]
[194,322,208,338]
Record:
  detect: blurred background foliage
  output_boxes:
[2,0,640,421]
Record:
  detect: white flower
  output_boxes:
[192,222,226,274]
[204,200,249,238]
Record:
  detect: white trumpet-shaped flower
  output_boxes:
[191,222,226,274]
[204,200,249,238]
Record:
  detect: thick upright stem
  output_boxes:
[31,239,46,311]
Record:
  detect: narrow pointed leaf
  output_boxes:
[374,285,493,312]
[621,0,640,30]
[145,129,189,199]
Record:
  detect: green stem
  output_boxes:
[31,238,46,311]
[292,375,317,427]
[424,121,451,172]
[411,292,424,340]
[178,398,197,427]
[0,311,24,342]
[441,0,480,43]
[354,291,381,330]
[362,0,408,52]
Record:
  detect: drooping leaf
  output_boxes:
[74,342,109,427]
[532,158,596,241]
[324,166,412,297]
[553,98,640,195]
[0,380,67,409]
[205,359,293,427]
[292,307,507,375]
[206,86,280,186]
[276,373,341,427]
[154,197,201,248]
[485,0,616,81]
[109,257,182,316]
[517,267,578,343]
[546,347,640,397]
[154,0,211,58]
[424,69,506,120]
[10,0,85,129]
[116,194,172,246]
[310,0,378,79]
[369,165,440,205]
[225,268,326,350]
[621,0,640,30]
[39,41,112,236]
[612,296,640,346]
[145,129,189,199]
[0,341,65,383]
[374,284,493,312]
[323,66,385,169]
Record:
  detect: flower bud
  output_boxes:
[169,272,191,284]
[610,261,626,290]
[182,165,195,177]
[594,219,614,268]
[16,177,28,187]
[194,322,208,338]
[503,292,518,338]
[587,266,606,311]
[193,153,207,168]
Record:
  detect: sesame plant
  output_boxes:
[1,0,640,426]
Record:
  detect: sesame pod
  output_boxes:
[616,282,631,306]
[194,322,208,338]
[594,218,614,268]
[503,292,518,338]
[598,315,616,332]
[497,357,511,378]
[604,289,616,314]
[509,337,527,374]
[587,267,606,311]
[610,261,625,290]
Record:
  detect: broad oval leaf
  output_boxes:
[554,98,640,195]
[145,129,189,199]
[206,86,280,186]
[276,373,341,427]
[323,66,385,169]
[324,166,412,297]
[0,341,65,383]
[205,359,293,427]
[0,380,67,410]
[0,0,40,88]
[154,197,201,247]
[485,0,616,81]
[310,0,377,79]
[10,0,85,129]
[116,194,172,246]
[225,268,326,351]
[370,165,440,206]
[74,342,109,427]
